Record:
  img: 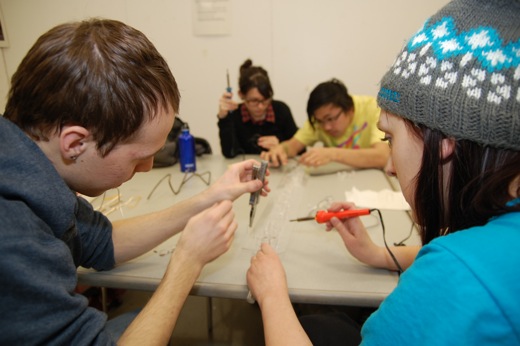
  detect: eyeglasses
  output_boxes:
[312,109,343,126]
[245,98,271,107]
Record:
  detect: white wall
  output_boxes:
[0,0,449,153]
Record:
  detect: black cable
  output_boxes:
[394,222,415,246]
[369,208,404,275]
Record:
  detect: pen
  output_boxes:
[290,209,371,223]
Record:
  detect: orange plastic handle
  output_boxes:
[315,209,370,223]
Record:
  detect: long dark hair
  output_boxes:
[407,120,520,245]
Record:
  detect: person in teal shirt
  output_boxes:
[247,0,520,344]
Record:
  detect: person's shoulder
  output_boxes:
[432,211,520,249]
[271,100,293,114]
[272,99,290,109]
[352,94,377,105]
[352,95,380,119]
[419,211,520,281]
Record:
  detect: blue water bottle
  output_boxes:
[178,123,196,172]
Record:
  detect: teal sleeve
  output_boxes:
[361,239,518,345]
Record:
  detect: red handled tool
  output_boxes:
[290,208,371,223]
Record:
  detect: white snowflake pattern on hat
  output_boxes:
[391,17,519,104]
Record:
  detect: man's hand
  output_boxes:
[174,200,236,268]
[205,159,270,204]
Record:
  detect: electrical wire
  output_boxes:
[370,208,404,275]
[394,222,415,246]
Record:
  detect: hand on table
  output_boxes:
[260,145,288,167]
[298,147,332,167]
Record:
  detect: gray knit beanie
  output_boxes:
[377,0,520,150]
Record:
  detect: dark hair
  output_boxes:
[238,59,273,100]
[306,78,354,128]
[405,120,520,245]
[4,19,180,156]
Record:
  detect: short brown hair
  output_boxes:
[4,19,180,156]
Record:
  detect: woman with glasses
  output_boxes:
[217,59,299,158]
[261,79,389,169]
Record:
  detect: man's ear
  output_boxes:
[441,137,456,160]
[238,91,245,100]
[60,125,90,161]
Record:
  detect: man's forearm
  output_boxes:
[117,250,203,345]
[111,191,212,264]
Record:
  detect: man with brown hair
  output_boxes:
[0,19,267,344]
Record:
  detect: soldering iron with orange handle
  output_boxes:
[290,208,371,223]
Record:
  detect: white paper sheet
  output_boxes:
[345,187,410,210]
